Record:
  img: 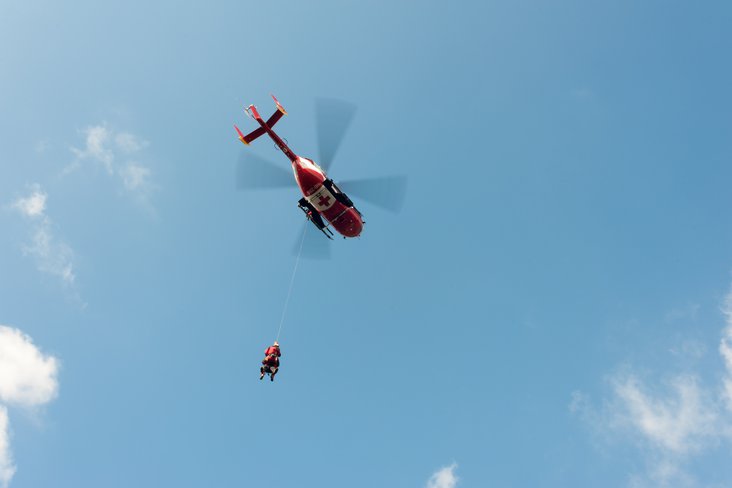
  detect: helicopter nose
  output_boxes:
[333,209,363,238]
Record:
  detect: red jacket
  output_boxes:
[263,355,279,367]
[264,346,281,357]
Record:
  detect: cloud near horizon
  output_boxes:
[0,325,59,488]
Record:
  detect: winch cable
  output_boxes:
[275,224,307,342]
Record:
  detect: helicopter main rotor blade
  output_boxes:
[339,175,408,213]
[316,98,357,172]
[236,151,295,190]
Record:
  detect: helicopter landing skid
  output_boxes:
[297,198,334,240]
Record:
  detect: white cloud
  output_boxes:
[720,293,732,412]
[69,124,154,205]
[115,132,148,153]
[668,340,706,360]
[628,459,696,488]
[24,224,76,286]
[611,374,719,454]
[119,162,151,192]
[71,124,114,174]
[11,186,46,218]
[426,463,459,488]
[11,186,76,287]
[574,285,732,486]
[0,326,58,488]
[0,326,59,408]
[0,407,15,488]
[665,303,700,324]
[34,140,49,154]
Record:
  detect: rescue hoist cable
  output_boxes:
[275,224,307,342]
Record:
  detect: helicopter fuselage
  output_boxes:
[235,97,364,239]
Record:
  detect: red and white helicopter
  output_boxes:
[234,95,406,245]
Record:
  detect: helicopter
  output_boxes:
[234,95,406,244]
[235,95,364,239]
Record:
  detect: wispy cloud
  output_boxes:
[70,124,115,173]
[426,463,459,488]
[573,286,732,486]
[0,325,59,488]
[115,132,148,153]
[69,123,155,207]
[611,374,720,455]
[11,188,47,218]
[11,185,76,287]
[119,162,152,193]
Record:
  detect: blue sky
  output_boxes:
[1,1,732,487]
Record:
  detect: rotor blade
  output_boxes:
[293,222,331,260]
[339,175,408,213]
[236,151,294,190]
[316,98,357,172]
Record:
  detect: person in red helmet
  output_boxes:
[260,341,281,381]
[265,341,281,360]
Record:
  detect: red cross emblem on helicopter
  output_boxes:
[317,194,332,208]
